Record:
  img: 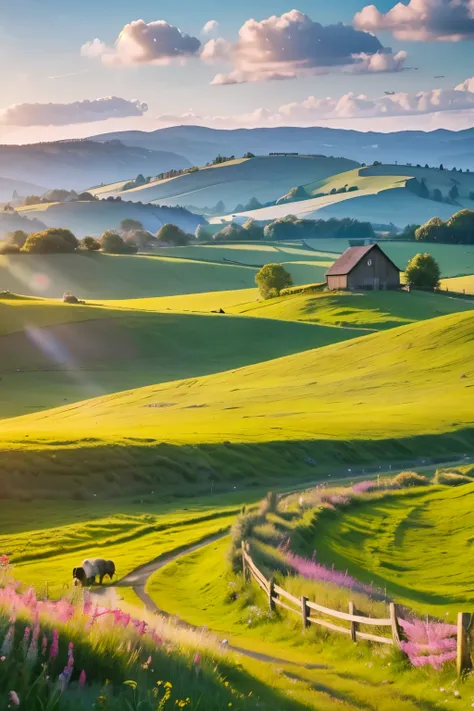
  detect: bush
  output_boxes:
[120,218,143,232]
[434,471,473,486]
[82,236,101,251]
[0,242,20,254]
[21,228,78,254]
[100,231,138,254]
[280,282,326,296]
[391,471,429,488]
[156,223,190,246]
[7,230,29,248]
[405,253,441,290]
[126,229,157,249]
[255,263,293,299]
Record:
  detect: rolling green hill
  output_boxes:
[309,484,474,617]
[215,164,474,228]
[0,294,356,418]
[91,155,359,212]
[1,310,472,498]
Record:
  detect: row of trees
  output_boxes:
[199,215,375,243]
[0,220,193,255]
[409,209,474,245]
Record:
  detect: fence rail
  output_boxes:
[241,542,471,674]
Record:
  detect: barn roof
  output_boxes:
[326,244,401,277]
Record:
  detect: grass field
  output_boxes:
[0,309,472,497]
[442,274,474,294]
[308,484,474,618]
[1,294,358,417]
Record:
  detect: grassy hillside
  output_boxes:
[309,484,474,617]
[0,310,472,497]
[0,248,335,299]
[217,164,474,228]
[0,294,355,418]
[226,289,474,329]
[93,155,359,211]
[16,199,204,237]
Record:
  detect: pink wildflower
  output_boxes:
[1,625,14,657]
[79,670,86,688]
[41,635,48,656]
[0,555,9,567]
[50,629,59,659]
[194,653,201,665]
[23,627,31,646]
[9,690,20,706]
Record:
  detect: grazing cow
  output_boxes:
[73,558,116,586]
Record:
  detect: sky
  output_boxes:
[2,0,474,143]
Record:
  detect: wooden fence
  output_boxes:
[241,542,472,675]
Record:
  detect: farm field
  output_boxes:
[308,483,474,618]
[442,274,474,294]
[1,294,354,417]
[0,309,472,499]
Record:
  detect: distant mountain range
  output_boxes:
[0,140,190,192]
[90,125,474,171]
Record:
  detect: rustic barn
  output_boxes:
[326,244,400,291]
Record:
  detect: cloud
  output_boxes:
[201,38,233,64]
[202,20,219,35]
[81,19,201,66]
[155,76,474,127]
[0,97,148,126]
[208,9,407,84]
[354,0,474,41]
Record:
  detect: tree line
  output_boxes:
[0,220,193,256]
[400,208,474,245]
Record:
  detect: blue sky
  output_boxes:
[2,0,474,142]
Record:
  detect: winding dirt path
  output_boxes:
[114,531,328,669]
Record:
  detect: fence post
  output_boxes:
[390,603,403,649]
[269,577,275,612]
[457,612,472,678]
[301,596,309,629]
[349,602,357,643]
[241,541,247,583]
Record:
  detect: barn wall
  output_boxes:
[327,275,347,290]
[347,249,399,290]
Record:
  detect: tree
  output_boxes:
[215,200,226,214]
[244,197,262,211]
[242,218,264,240]
[439,164,444,171]
[7,230,28,248]
[124,229,156,249]
[405,253,441,290]
[431,188,443,202]
[120,219,143,232]
[255,263,293,299]
[100,230,138,254]
[399,224,420,241]
[82,236,101,251]
[243,152,255,159]
[415,217,447,242]
[448,184,459,201]
[446,209,474,244]
[21,228,78,254]
[213,223,245,242]
[156,223,190,246]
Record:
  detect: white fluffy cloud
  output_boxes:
[354,0,474,41]
[202,20,219,35]
[207,9,407,84]
[0,97,148,126]
[81,19,201,66]
[155,77,474,127]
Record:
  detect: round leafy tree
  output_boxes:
[156,223,190,246]
[21,228,78,254]
[255,263,293,299]
[405,253,441,290]
[100,230,138,254]
[82,236,101,251]
[415,217,447,242]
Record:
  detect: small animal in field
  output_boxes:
[72,559,116,586]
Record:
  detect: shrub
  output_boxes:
[82,236,101,251]
[126,229,157,249]
[0,242,20,254]
[156,223,190,246]
[7,230,29,248]
[100,231,138,254]
[434,470,473,486]
[21,228,78,254]
[280,282,325,296]
[391,471,429,488]
[405,253,441,290]
[255,263,293,299]
[120,218,143,232]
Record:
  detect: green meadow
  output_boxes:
[305,483,474,618]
